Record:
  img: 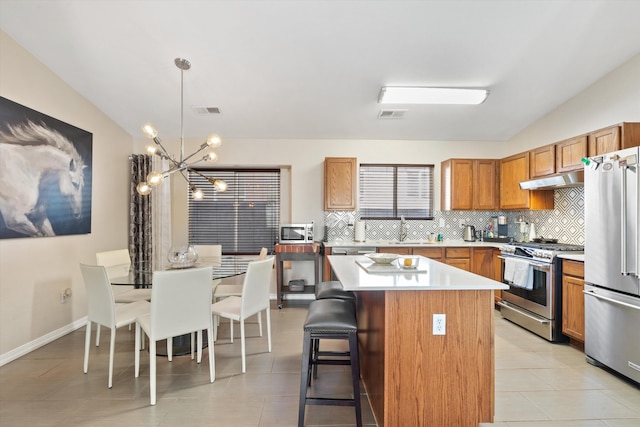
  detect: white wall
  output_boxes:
[506,53,640,154]
[0,31,133,361]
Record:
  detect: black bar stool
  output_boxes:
[312,281,357,378]
[315,280,356,302]
[298,298,362,427]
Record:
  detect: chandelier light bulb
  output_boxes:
[206,133,222,148]
[204,151,218,162]
[141,123,158,139]
[147,171,164,187]
[136,182,152,195]
[213,179,228,192]
[192,188,204,200]
[146,145,158,155]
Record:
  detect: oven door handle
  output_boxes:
[498,256,551,271]
[496,301,550,323]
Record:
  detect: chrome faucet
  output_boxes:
[399,216,407,241]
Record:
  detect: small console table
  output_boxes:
[275,243,321,308]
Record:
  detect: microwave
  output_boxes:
[279,223,314,244]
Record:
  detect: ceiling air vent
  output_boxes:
[192,106,221,115]
[378,109,407,119]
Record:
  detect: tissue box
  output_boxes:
[288,279,306,292]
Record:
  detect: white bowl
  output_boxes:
[365,253,399,264]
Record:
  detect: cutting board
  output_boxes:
[356,258,428,274]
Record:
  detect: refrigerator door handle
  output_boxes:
[621,165,628,275]
[620,164,638,277]
[584,289,640,312]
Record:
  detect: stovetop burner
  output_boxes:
[517,242,584,251]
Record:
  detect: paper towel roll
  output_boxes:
[354,220,366,241]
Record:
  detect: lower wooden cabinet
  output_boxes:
[444,247,470,271]
[377,247,412,255]
[412,247,443,261]
[562,260,585,344]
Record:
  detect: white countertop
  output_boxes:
[328,255,508,291]
[323,239,507,249]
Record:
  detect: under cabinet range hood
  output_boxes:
[519,170,584,190]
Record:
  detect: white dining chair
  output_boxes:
[96,249,152,304]
[211,256,274,373]
[213,247,269,336]
[134,267,215,405]
[95,249,152,345]
[193,244,222,258]
[79,263,150,389]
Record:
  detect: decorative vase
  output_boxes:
[167,245,198,268]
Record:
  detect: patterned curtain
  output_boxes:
[129,154,152,273]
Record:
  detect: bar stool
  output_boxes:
[315,280,355,302]
[312,281,357,379]
[298,298,362,427]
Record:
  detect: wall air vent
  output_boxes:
[378,109,407,119]
[192,106,221,115]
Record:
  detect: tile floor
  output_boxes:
[0,307,638,426]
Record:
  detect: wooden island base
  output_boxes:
[357,289,495,427]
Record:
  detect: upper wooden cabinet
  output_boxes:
[588,122,640,155]
[441,159,499,211]
[530,144,556,178]
[556,135,588,173]
[500,152,554,210]
[324,157,357,210]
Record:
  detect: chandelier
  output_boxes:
[136,58,227,200]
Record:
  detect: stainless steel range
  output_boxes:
[497,241,584,342]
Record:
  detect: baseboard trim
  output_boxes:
[0,317,87,367]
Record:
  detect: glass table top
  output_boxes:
[110,255,261,286]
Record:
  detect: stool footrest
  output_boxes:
[305,397,357,407]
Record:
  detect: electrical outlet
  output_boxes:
[60,288,72,304]
[433,314,446,335]
[439,218,445,227]
[459,219,465,228]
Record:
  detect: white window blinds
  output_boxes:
[188,169,280,254]
[359,164,434,219]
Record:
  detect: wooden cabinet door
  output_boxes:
[413,247,443,260]
[377,247,412,255]
[556,136,588,173]
[562,274,585,341]
[444,247,470,271]
[473,159,499,210]
[324,157,356,210]
[530,144,556,178]
[471,248,496,279]
[500,152,554,210]
[588,126,620,156]
[441,159,473,210]
[445,258,470,271]
[500,152,530,209]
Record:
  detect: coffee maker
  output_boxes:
[497,215,508,237]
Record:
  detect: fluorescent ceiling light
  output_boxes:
[378,87,489,105]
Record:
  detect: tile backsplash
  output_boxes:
[323,187,584,245]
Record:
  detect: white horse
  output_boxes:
[0,121,87,237]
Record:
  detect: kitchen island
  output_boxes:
[328,255,508,427]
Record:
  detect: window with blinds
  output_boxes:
[359,164,434,219]
[188,169,280,254]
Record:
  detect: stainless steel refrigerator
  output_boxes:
[584,146,640,384]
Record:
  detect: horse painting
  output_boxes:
[0,121,88,237]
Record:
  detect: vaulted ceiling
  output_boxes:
[1,0,639,142]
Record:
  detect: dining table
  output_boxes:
[110,254,261,356]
